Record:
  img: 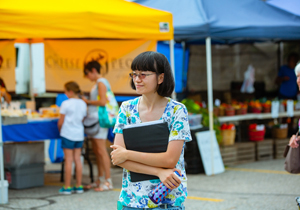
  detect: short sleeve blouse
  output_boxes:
[113,97,192,208]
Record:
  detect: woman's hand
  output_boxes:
[81,96,89,104]
[157,168,181,190]
[289,135,300,148]
[0,87,11,103]
[110,145,128,165]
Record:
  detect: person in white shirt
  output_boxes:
[57,81,87,195]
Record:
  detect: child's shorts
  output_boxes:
[61,137,84,149]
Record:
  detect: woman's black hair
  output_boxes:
[83,60,101,75]
[130,51,175,97]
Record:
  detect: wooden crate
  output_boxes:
[255,139,273,161]
[235,142,255,164]
[219,145,237,166]
[273,138,289,159]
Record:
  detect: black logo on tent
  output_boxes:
[84,49,109,75]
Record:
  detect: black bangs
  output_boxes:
[131,51,161,74]
[130,51,175,97]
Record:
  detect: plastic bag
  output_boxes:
[241,65,255,93]
[49,139,64,163]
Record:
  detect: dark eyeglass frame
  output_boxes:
[129,72,155,79]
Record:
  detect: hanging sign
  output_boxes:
[44,40,157,93]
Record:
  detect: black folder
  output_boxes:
[123,120,169,182]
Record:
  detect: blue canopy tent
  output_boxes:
[136,0,300,41]
[266,0,300,17]
[134,0,210,40]
[135,0,300,175]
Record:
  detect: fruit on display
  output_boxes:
[248,123,265,141]
[220,123,236,146]
[181,99,201,114]
[221,123,235,130]
[261,100,271,113]
[181,98,222,143]
[248,100,262,113]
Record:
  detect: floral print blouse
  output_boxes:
[113,97,192,209]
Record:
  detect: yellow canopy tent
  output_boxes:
[0,0,173,40]
[0,0,175,204]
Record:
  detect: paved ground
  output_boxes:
[0,159,299,210]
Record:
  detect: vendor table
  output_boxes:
[2,119,60,142]
[218,111,300,123]
[2,118,94,184]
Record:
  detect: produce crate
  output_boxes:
[225,108,235,116]
[249,107,262,113]
[255,139,273,161]
[219,145,237,166]
[220,129,236,146]
[249,129,265,141]
[263,106,271,113]
[273,138,289,159]
[272,127,288,139]
[235,107,247,115]
[235,142,255,164]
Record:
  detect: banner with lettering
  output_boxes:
[44,40,156,93]
[0,41,16,92]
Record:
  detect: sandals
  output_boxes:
[84,182,99,189]
[94,178,113,192]
[84,179,100,190]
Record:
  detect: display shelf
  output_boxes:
[218,111,300,122]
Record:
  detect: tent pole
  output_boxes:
[279,42,284,68]
[29,40,34,102]
[170,39,177,100]
[206,37,214,175]
[181,41,186,92]
[0,103,6,203]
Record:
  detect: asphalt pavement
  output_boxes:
[0,159,299,210]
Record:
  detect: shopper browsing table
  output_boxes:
[58,81,87,194]
[111,52,192,210]
[82,60,114,191]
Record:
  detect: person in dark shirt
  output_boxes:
[276,52,299,100]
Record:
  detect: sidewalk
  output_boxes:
[0,159,299,210]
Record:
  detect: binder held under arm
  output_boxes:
[123,120,169,182]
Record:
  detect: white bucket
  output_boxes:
[0,180,9,204]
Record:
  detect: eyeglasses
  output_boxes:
[129,72,155,79]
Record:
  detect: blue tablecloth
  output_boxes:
[2,119,60,142]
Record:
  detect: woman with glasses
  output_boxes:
[82,60,113,191]
[111,51,191,210]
